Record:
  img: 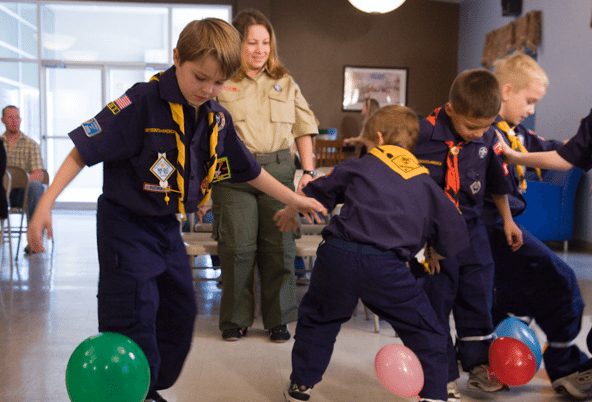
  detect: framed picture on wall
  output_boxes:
[342,66,408,112]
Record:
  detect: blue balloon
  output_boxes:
[495,317,542,371]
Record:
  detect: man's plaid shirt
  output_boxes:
[1,131,43,172]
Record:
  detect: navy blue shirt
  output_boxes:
[558,109,592,171]
[414,107,510,223]
[69,66,260,216]
[302,148,469,261]
[482,116,563,223]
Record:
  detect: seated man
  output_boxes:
[1,105,46,254]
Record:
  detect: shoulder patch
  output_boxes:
[215,112,226,130]
[81,118,102,137]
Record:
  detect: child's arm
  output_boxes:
[496,131,574,170]
[27,148,86,252]
[491,193,523,251]
[248,168,326,223]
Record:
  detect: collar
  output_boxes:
[157,66,216,111]
[430,105,485,145]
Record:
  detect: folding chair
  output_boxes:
[1,171,14,273]
[6,166,29,259]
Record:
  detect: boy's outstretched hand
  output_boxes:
[291,194,327,225]
[494,130,519,164]
[274,207,299,232]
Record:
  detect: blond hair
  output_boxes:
[362,105,419,150]
[231,9,288,80]
[449,69,501,119]
[175,18,242,80]
[494,52,549,92]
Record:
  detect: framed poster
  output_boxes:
[342,65,408,111]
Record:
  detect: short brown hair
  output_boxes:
[494,52,549,91]
[2,105,19,117]
[175,18,241,80]
[231,9,288,80]
[449,69,501,119]
[362,105,420,150]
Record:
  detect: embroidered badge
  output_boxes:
[493,141,503,155]
[215,112,226,130]
[107,102,120,115]
[150,153,175,188]
[81,118,102,137]
[273,84,282,92]
[143,183,166,193]
[470,180,482,195]
[392,154,421,173]
[478,146,487,159]
[114,95,132,110]
[212,156,231,183]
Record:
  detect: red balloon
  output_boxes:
[489,337,537,386]
[375,344,424,397]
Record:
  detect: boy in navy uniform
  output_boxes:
[277,105,470,402]
[413,69,522,400]
[485,52,592,400]
[27,19,325,402]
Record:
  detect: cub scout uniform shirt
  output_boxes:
[558,108,592,171]
[68,66,260,216]
[414,106,510,223]
[302,145,469,261]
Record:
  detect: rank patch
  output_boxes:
[479,146,487,159]
[150,153,175,183]
[212,156,231,183]
[81,118,102,137]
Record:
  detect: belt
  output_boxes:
[253,149,291,165]
[324,236,398,256]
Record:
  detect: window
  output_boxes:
[0,1,232,205]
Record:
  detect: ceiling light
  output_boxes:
[348,0,406,14]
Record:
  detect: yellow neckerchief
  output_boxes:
[150,73,186,215]
[199,112,219,207]
[369,145,429,179]
[496,120,542,193]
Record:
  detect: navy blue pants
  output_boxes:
[488,222,590,381]
[421,222,494,381]
[96,196,197,393]
[290,238,448,400]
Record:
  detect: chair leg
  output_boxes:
[563,240,568,253]
[15,213,24,260]
[373,314,380,333]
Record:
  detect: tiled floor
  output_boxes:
[0,211,590,401]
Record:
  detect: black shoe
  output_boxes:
[269,325,291,343]
[222,327,247,341]
[144,391,168,402]
[24,245,35,255]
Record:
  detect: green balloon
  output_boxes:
[66,332,150,402]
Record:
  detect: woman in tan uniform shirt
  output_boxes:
[215,9,318,342]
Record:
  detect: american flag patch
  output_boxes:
[114,95,132,110]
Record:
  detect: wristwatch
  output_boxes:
[302,169,318,177]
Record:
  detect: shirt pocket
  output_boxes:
[463,170,482,197]
[217,90,246,122]
[269,89,295,124]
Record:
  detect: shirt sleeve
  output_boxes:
[68,89,146,167]
[557,110,592,171]
[28,140,43,171]
[486,137,511,195]
[302,162,351,210]
[427,181,470,257]
[290,77,319,138]
[222,113,261,183]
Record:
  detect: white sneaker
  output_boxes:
[552,368,592,400]
[468,364,507,392]
[447,380,461,402]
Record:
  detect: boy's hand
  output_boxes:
[273,207,299,232]
[504,220,523,251]
[291,194,327,224]
[426,246,444,274]
[27,199,53,253]
[495,131,520,163]
[196,206,210,224]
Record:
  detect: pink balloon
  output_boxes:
[375,343,424,397]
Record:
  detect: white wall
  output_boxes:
[458,0,592,242]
